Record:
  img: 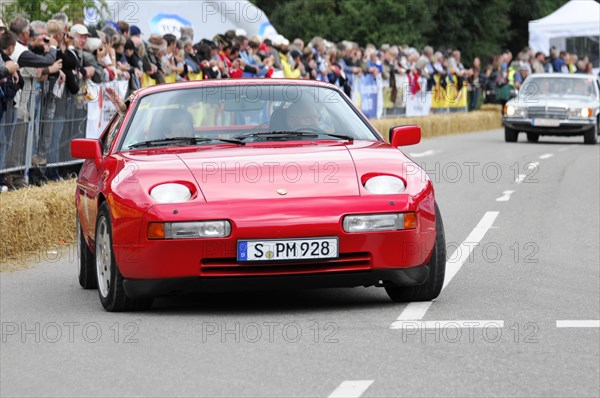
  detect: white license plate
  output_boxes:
[532,118,560,127]
[237,238,339,262]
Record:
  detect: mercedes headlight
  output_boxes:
[364,176,405,194]
[569,108,593,118]
[150,183,192,203]
[504,105,525,117]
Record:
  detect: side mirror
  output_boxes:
[389,125,422,147]
[71,139,102,167]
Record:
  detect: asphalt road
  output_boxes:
[1,129,599,397]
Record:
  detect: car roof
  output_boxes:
[134,78,343,98]
[526,73,599,80]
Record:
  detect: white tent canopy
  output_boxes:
[528,0,600,55]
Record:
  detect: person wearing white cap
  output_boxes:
[68,24,102,83]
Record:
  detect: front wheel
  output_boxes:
[95,202,153,312]
[526,133,539,143]
[505,126,518,142]
[77,214,97,289]
[385,203,446,302]
[583,123,598,145]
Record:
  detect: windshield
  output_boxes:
[522,77,599,99]
[120,84,378,150]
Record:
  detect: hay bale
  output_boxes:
[0,179,76,268]
[480,104,503,112]
[372,108,502,142]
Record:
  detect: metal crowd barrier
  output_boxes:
[0,75,87,184]
[379,75,476,118]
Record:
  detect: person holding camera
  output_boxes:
[3,17,59,70]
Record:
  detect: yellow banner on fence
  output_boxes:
[164,73,178,83]
[431,75,468,109]
[143,72,201,86]
[141,73,156,88]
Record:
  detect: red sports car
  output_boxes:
[71,79,446,311]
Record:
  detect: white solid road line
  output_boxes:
[515,174,527,183]
[496,190,515,202]
[443,211,500,290]
[395,301,433,321]
[391,211,500,326]
[328,380,374,398]
[539,153,554,159]
[556,320,600,328]
[409,149,440,158]
[391,320,504,330]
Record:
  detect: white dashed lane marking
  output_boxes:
[409,149,441,158]
[496,190,515,202]
[558,145,577,152]
[539,153,554,159]
[391,320,504,330]
[556,320,600,328]
[328,380,374,398]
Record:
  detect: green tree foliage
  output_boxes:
[1,0,107,23]
[252,0,570,63]
[506,0,570,56]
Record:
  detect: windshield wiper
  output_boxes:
[128,136,244,149]
[234,131,354,142]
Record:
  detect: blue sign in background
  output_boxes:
[359,74,379,119]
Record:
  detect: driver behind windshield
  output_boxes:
[286,100,321,130]
[165,109,195,138]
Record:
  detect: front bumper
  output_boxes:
[112,194,437,280]
[123,267,429,298]
[503,117,596,135]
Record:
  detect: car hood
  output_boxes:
[119,141,425,203]
[508,96,597,108]
[176,143,359,201]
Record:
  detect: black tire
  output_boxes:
[583,122,598,145]
[77,214,97,289]
[504,127,518,142]
[526,133,539,143]
[95,202,153,312]
[385,203,446,302]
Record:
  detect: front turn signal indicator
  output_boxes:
[148,223,165,240]
[404,212,417,229]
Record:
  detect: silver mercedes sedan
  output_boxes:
[502,73,600,144]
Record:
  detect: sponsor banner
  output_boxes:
[405,91,432,116]
[358,74,383,119]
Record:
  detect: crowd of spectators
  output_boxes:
[0,13,598,190]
